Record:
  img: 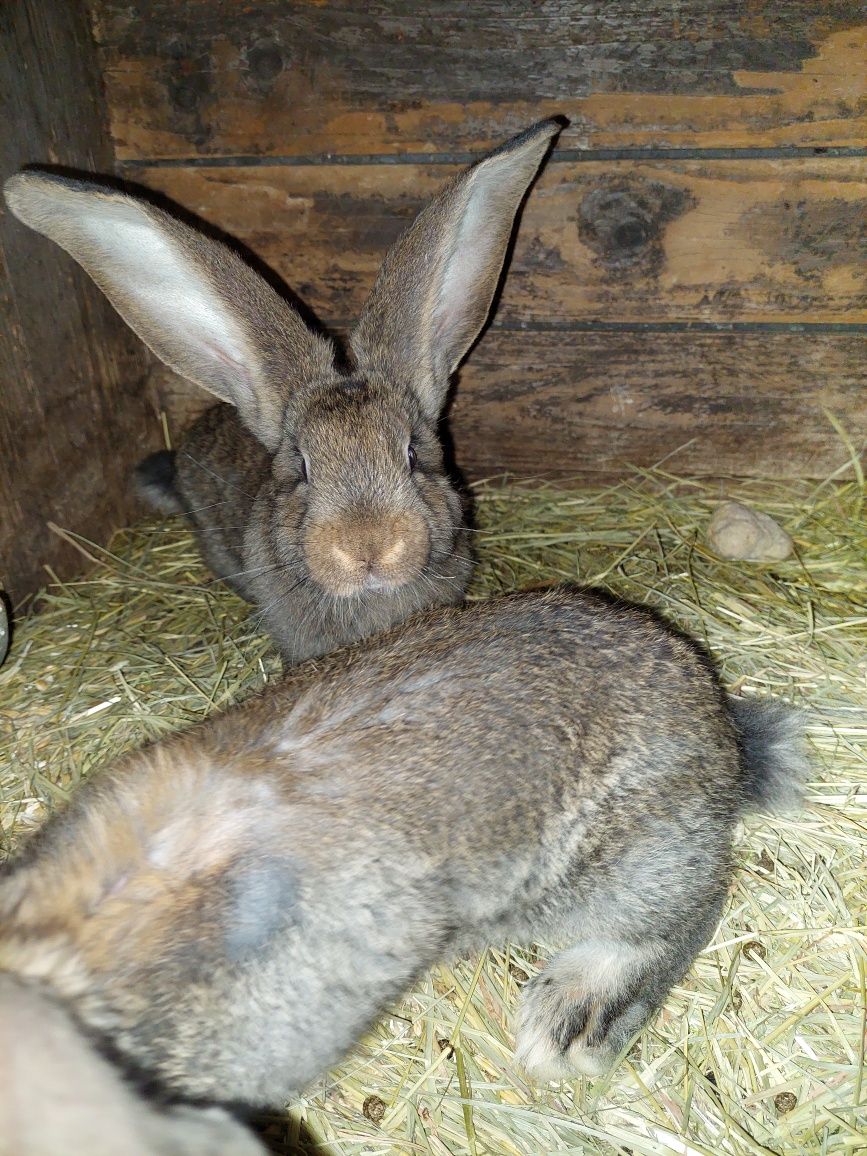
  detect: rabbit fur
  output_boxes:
[3,119,564,664]
[0,976,265,1156]
[0,586,807,1113]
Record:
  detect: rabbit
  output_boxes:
[0,974,266,1155]
[0,586,807,1111]
[2,118,564,664]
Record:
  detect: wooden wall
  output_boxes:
[2,4,865,604]
[88,0,867,484]
[0,2,155,605]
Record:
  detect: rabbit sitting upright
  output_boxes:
[3,119,563,663]
[0,587,806,1117]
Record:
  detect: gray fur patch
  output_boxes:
[224,858,300,962]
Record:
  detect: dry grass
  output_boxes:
[1,467,864,1156]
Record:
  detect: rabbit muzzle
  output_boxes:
[303,509,431,597]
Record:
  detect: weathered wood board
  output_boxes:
[450,329,866,481]
[146,328,866,484]
[127,159,867,326]
[1,0,862,608]
[97,0,867,488]
[0,1,154,603]
[90,2,866,157]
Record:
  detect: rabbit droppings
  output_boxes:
[0,587,806,1129]
[3,119,564,664]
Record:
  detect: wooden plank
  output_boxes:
[149,330,866,483]
[89,1,866,159]
[0,1,154,604]
[127,159,867,326]
[451,329,866,481]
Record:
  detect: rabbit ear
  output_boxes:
[3,172,334,451]
[349,118,563,418]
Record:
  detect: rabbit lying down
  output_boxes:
[3,119,564,665]
[0,587,806,1119]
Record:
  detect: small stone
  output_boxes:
[706,501,793,562]
[362,1095,386,1125]
[774,1091,798,1115]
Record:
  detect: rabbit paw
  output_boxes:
[516,978,613,1080]
[515,940,655,1081]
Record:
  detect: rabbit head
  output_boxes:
[3,119,563,660]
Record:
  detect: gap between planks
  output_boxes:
[120,146,867,169]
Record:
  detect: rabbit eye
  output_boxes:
[299,455,309,484]
[407,444,418,472]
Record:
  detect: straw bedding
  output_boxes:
[1,466,864,1156]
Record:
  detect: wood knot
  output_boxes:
[245,40,285,88]
[164,39,211,116]
[578,178,695,277]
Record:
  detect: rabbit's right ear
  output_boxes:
[3,173,334,451]
[350,118,563,419]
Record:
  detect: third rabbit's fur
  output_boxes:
[3,119,564,663]
[0,975,264,1156]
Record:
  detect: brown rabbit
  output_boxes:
[3,120,563,664]
[0,586,806,1118]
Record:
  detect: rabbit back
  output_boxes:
[0,587,797,1102]
[137,404,271,600]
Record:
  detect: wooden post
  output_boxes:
[0,1,155,604]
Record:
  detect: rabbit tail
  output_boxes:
[727,697,809,815]
[135,450,183,514]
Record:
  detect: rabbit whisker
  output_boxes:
[179,452,257,501]
[144,524,252,535]
[217,556,311,584]
[176,498,247,517]
[253,574,313,632]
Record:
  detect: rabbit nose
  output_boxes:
[304,512,429,597]
[331,536,406,575]
[377,537,408,568]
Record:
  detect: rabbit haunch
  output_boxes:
[3,119,565,663]
[0,587,807,1108]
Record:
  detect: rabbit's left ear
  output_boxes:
[3,173,334,451]
[350,118,563,419]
